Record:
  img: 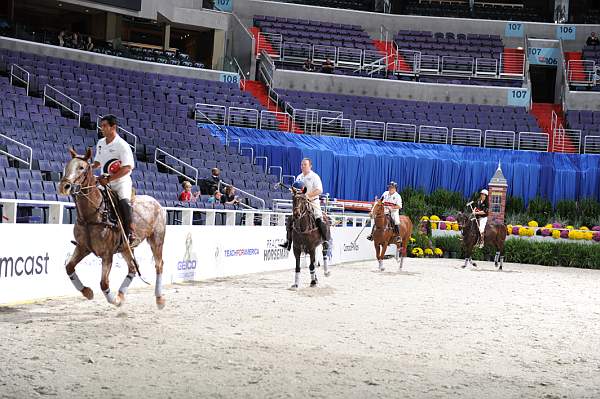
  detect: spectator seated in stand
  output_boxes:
[85,36,94,51]
[303,58,314,72]
[179,181,200,202]
[220,186,240,206]
[587,32,600,46]
[199,167,221,195]
[321,58,335,74]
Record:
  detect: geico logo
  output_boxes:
[177,260,197,270]
[224,248,259,257]
[0,254,50,278]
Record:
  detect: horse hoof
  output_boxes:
[472,263,478,267]
[460,265,466,269]
[115,292,125,307]
[289,284,298,290]
[81,287,94,300]
[324,271,331,277]
[310,280,318,287]
[156,296,166,310]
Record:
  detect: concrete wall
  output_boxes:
[564,90,600,111]
[229,13,256,79]
[235,0,600,51]
[273,69,516,106]
[0,37,226,82]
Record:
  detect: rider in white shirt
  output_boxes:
[279,158,330,250]
[92,114,136,243]
[367,181,403,240]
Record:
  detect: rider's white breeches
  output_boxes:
[311,199,323,219]
[388,210,400,225]
[479,217,488,234]
[109,176,132,201]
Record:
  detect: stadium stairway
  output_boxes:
[564,51,586,81]
[372,40,403,72]
[502,48,525,75]
[243,80,303,133]
[249,27,278,58]
[530,103,577,152]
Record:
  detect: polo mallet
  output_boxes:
[104,185,150,286]
[352,223,368,244]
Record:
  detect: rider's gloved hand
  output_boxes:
[97,174,110,186]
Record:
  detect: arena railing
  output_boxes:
[320,116,353,137]
[218,180,266,210]
[552,125,582,154]
[450,128,483,147]
[43,84,82,126]
[395,48,420,75]
[154,147,198,184]
[483,130,516,150]
[441,56,474,76]
[258,32,283,60]
[10,64,30,95]
[194,103,227,125]
[583,135,600,154]
[232,56,247,91]
[353,120,386,140]
[96,115,137,152]
[313,45,337,64]
[282,42,313,64]
[227,107,259,129]
[499,51,526,79]
[385,123,418,142]
[336,47,363,69]
[517,132,550,152]
[475,58,499,77]
[418,125,449,144]
[0,132,33,169]
[260,110,290,131]
[566,60,596,86]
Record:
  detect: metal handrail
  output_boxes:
[96,115,137,152]
[268,166,283,185]
[254,156,268,174]
[154,147,198,184]
[10,64,30,95]
[517,132,549,152]
[241,147,254,163]
[218,180,265,210]
[43,84,82,126]
[227,107,259,128]
[0,132,33,169]
[232,56,247,90]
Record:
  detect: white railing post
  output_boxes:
[0,132,33,169]
[44,84,82,126]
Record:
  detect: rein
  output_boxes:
[292,195,318,234]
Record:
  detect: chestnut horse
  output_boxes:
[58,148,167,308]
[370,199,413,271]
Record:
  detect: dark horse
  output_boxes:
[456,212,507,270]
[370,199,413,271]
[58,148,167,308]
[290,189,330,289]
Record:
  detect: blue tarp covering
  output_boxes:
[205,126,600,205]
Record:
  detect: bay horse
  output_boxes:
[58,148,167,308]
[456,212,507,270]
[290,188,330,289]
[370,199,413,271]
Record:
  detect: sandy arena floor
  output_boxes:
[1,258,600,399]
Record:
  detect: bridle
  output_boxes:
[292,192,316,233]
[64,158,104,223]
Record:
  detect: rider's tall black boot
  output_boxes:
[316,218,330,250]
[278,216,293,250]
[119,199,136,244]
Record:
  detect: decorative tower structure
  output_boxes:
[488,162,508,223]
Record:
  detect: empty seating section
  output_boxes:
[254,16,376,51]
[277,89,541,147]
[0,48,288,217]
[403,0,546,22]
[258,15,523,87]
[568,46,600,90]
[565,110,600,154]
[267,0,375,12]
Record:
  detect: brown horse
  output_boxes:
[456,212,507,270]
[58,148,167,308]
[370,199,413,271]
[289,189,330,289]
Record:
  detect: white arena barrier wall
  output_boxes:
[0,223,385,305]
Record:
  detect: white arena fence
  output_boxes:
[0,207,391,306]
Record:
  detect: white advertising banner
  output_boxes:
[0,224,382,305]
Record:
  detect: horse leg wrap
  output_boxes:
[294,272,300,287]
[155,274,163,298]
[119,272,136,295]
[103,288,115,304]
[68,271,84,291]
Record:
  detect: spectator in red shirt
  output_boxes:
[179,181,200,202]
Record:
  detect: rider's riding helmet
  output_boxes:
[388,181,398,189]
[292,180,306,193]
[480,189,489,196]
